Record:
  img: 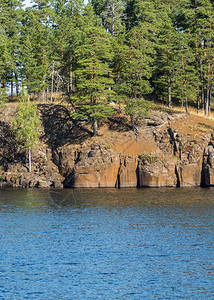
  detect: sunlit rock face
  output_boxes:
[1,104,214,188]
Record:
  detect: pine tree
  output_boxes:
[111,34,129,109]
[174,31,197,113]
[154,2,180,107]
[0,0,23,96]
[73,4,115,136]
[196,0,214,116]
[19,2,51,96]
[176,0,214,114]
[0,25,9,94]
[50,0,84,101]
[113,23,153,130]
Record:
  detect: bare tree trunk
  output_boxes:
[201,84,205,111]
[185,97,189,114]
[130,115,135,131]
[13,46,19,96]
[29,148,32,172]
[207,89,211,117]
[93,118,98,136]
[195,32,200,114]
[15,72,19,96]
[51,63,54,102]
[55,78,60,102]
[168,74,172,108]
[153,79,157,102]
[69,54,73,94]
[11,80,13,97]
[205,89,209,116]
[197,86,200,114]
[46,85,49,102]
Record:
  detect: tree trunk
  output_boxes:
[208,90,211,117]
[205,89,209,116]
[168,74,172,108]
[197,85,200,114]
[14,46,19,96]
[11,80,13,97]
[153,80,157,102]
[69,55,73,93]
[29,148,32,172]
[209,89,212,117]
[185,97,188,114]
[55,78,60,102]
[201,84,205,111]
[15,72,19,96]
[93,118,98,136]
[46,85,49,102]
[51,63,54,102]
[130,115,135,131]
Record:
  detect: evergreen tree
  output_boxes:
[0,0,23,96]
[50,0,84,100]
[174,31,197,113]
[176,0,214,114]
[154,2,180,107]
[111,34,129,108]
[0,25,8,92]
[19,2,51,96]
[113,23,153,130]
[73,4,115,136]
[124,0,137,31]
[196,0,214,116]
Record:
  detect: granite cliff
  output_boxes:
[0,103,214,188]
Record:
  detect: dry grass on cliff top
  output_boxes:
[2,101,214,157]
[151,102,214,133]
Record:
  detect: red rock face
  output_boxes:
[1,104,214,188]
[53,113,213,188]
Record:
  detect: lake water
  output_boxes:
[0,187,213,299]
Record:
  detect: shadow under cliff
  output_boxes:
[0,121,25,171]
[38,104,93,150]
[108,115,132,132]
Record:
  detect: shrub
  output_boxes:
[138,153,158,163]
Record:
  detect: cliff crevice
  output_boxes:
[1,104,214,188]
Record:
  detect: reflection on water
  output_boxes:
[1,187,213,209]
[0,188,213,299]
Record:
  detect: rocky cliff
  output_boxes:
[0,104,214,188]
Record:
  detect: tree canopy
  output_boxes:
[0,0,214,133]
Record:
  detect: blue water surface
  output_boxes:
[0,188,213,299]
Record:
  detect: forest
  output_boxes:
[0,0,214,136]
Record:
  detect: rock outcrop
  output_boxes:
[0,104,214,188]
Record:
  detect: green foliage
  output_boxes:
[73,5,115,135]
[0,0,214,119]
[12,91,41,150]
[0,88,8,106]
[138,153,158,164]
[19,6,51,94]
[125,98,150,121]
[72,104,114,122]
[0,0,23,96]
[112,22,153,129]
